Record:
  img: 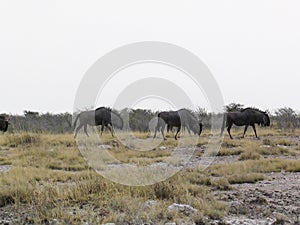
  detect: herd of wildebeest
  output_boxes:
[72,106,270,140]
[0,106,270,140]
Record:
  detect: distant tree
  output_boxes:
[224,103,244,112]
[274,107,298,131]
[129,109,154,132]
[119,108,131,131]
[9,111,72,133]
[195,107,207,118]
[195,107,211,128]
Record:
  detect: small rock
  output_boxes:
[144,200,157,209]
[276,144,288,149]
[0,165,11,173]
[98,144,113,150]
[50,219,59,225]
[168,203,197,215]
[260,145,272,148]
[159,146,167,150]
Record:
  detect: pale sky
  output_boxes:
[1,0,299,114]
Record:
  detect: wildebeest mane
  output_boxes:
[240,107,267,114]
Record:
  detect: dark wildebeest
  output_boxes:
[153,109,203,140]
[0,116,9,133]
[220,107,270,139]
[73,107,123,138]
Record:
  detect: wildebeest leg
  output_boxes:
[153,124,159,138]
[242,125,248,138]
[167,125,170,133]
[100,125,104,136]
[110,124,115,137]
[161,124,167,140]
[153,129,157,138]
[83,124,89,137]
[175,127,181,140]
[106,124,114,137]
[186,126,192,136]
[251,124,258,138]
[220,125,224,137]
[74,123,84,138]
[220,114,226,137]
[154,118,162,138]
[227,124,233,139]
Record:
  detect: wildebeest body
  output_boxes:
[153,109,202,140]
[73,107,123,138]
[221,107,270,139]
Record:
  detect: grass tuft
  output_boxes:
[2,133,41,147]
[239,151,261,160]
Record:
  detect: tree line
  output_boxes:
[1,103,299,133]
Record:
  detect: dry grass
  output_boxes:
[209,158,300,176]
[0,132,227,224]
[0,129,299,223]
[239,151,261,161]
[220,128,299,158]
[217,148,243,156]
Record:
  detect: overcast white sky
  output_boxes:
[0,0,299,114]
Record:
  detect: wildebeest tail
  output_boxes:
[199,122,203,135]
[156,113,162,129]
[220,113,226,136]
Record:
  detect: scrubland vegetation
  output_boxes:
[0,127,299,224]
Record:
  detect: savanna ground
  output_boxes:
[0,127,299,224]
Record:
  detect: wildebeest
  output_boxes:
[220,107,270,139]
[153,109,203,140]
[0,116,9,133]
[73,107,123,138]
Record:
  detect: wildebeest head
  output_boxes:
[0,116,10,133]
[190,122,203,136]
[261,112,270,127]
